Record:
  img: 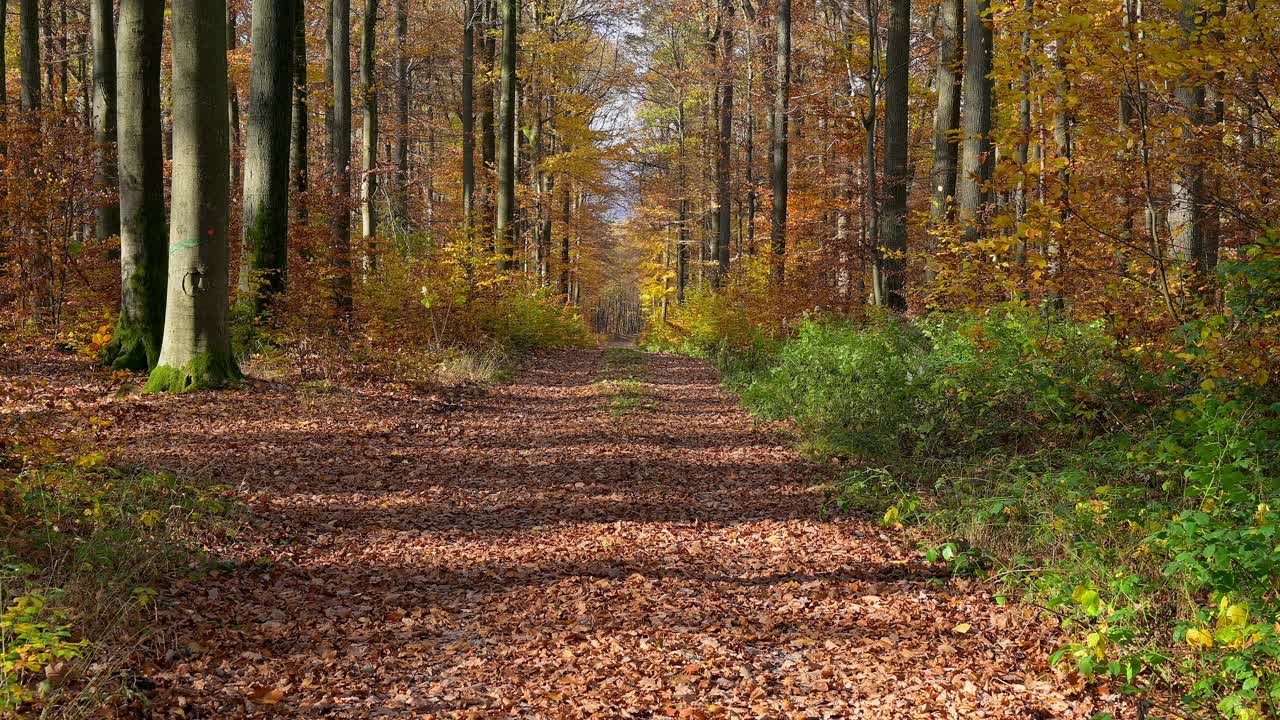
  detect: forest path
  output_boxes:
[130,349,1127,719]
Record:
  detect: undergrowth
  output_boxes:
[648,237,1280,718]
[1,415,240,717]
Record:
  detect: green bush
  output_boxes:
[739,306,1130,461]
[475,287,595,352]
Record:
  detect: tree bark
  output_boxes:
[91,0,119,243]
[880,0,909,311]
[956,0,992,241]
[360,0,378,272]
[147,0,239,391]
[330,0,353,317]
[769,0,790,285]
[240,0,299,315]
[103,0,166,371]
[495,0,517,270]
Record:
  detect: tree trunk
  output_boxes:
[956,0,992,241]
[495,0,517,270]
[0,0,8,117]
[147,0,239,391]
[480,0,497,244]
[330,0,353,317]
[560,171,571,297]
[461,0,476,231]
[91,0,119,242]
[714,0,734,285]
[395,0,410,228]
[880,0,909,311]
[929,0,961,230]
[240,0,299,315]
[228,8,241,205]
[103,0,166,371]
[769,0,790,285]
[360,0,378,272]
[20,0,40,111]
[1050,51,1071,309]
[863,0,879,305]
[290,0,309,221]
[1169,0,1215,286]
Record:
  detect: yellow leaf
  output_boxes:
[1186,627,1214,650]
[953,623,972,634]
[882,506,900,526]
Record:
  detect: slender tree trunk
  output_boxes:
[863,0,880,304]
[1050,50,1072,309]
[41,0,51,107]
[228,8,241,205]
[395,0,410,228]
[0,1,7,117]
[148,0,239,391]
[462,0,476,231]
[880,0,909,311]
[929,0,961,230]
[560,170,571,297]
[290,0,309,221]
[480,0,497,244]
[956,0,993,241]
[20,0,40,111]
[91,0,119,242]
[240,0,299,314]
[1169,0,1214,287]
[360,0,378,272]
[714,0,734,285]
[495,0,517,269]
[744,23,756,256]
[330,0,353,317]
[103,0,166,370]
[769,0,790,285]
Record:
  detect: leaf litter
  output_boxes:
[8,347,1139,718]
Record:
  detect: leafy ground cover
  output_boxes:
[5,345,1136,718]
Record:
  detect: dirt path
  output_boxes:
[122,349,1129,719]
